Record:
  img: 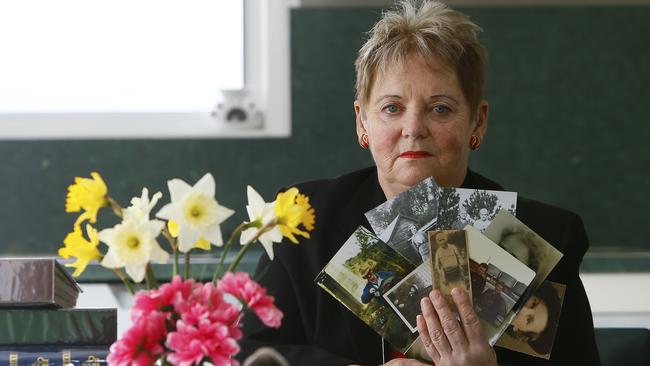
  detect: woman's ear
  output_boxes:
[473,100,489,139]
[354,100,367,140]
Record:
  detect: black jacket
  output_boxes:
[240,167,600,365]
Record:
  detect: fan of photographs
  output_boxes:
[315,176,568,360]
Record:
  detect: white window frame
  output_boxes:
[0,0,291,139]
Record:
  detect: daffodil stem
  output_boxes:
[114,268,135,295]
[226,241,253,273]
[173,247,179,277]
[160,226,179,277]
[145,264,158,289]
[184,251,191,279]
[226,222,275,273]
[213,222,248,282]
[106,195,124,219]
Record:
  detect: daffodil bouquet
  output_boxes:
[58,172,314,366]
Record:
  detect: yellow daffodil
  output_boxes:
[167,220,211,251]
[156,173,234,252]
[58,224,102,277]
[65,172,108,228]
[241,186,282,260]
[274,187,315,244]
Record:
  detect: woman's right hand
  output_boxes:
[416,288,497,366]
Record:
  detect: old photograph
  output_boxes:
[428,230,471,312]
[383,262,433,332]
[314,226,418,352]
[465,225,536,345]
[483,210,563,312]
[436,188,517,232]
[496,281,566,359]
[365,177,438,265]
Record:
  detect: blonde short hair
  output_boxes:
[355,0,486,117]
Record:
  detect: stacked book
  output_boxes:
[0,258,116,365]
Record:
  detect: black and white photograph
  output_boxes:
[465,225,536,345]
[365,177,438,265]
[428,230,471,311]
[496,281,567,359]
[483,210,563,313]
[436,188,517,232]
[314,226,418,352]
[383,262,433,332]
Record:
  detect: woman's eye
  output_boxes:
[432,105,451,114]
[383,104,400,114]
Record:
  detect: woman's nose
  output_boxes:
[401,109,429,138]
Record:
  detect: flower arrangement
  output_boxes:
[58,172,315,366]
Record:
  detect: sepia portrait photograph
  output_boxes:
[465,225,536,345]
[365,177,438,265]
[314,226,418,352]
[496,281,566,360]
[428,230,471,312]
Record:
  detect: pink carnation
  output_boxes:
[107,311,167,366]
[166,282,243,366]
[218,272,283,328]
[132,275,195,320]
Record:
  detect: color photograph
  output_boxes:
[315,226,418,352]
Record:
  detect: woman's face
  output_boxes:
[500,234,531,266]
[511,295,549,337]
[355,54,488,198]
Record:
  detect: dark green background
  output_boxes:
[1,6,648,275]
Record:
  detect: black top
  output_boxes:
[240,167,600,365]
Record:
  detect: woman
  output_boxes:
[241,1,600,365]
[504,281,563,357]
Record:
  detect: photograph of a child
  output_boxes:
[365,177,438,265]
[436,188,517,232]
[428,230,471,312]
[465,225,536,345]
[315,226,418,352]
[383,262,433,332]
[496,281,566,359]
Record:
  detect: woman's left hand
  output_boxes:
[416,288,497,366]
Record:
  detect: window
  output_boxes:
[0,0,290,138]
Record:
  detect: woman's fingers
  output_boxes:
[429,289,469,351]
[416,314,440,362]
[451,287,486,343]
[420,294,452,356]
[384,358,429,366]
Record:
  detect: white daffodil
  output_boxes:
[156,173,234,252]
[99,218,168,283]
[240,186,282,260]
[124,187,163,224]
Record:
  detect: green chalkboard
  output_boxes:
[0,6,648,276]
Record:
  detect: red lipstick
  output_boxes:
[400,151,432,158]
